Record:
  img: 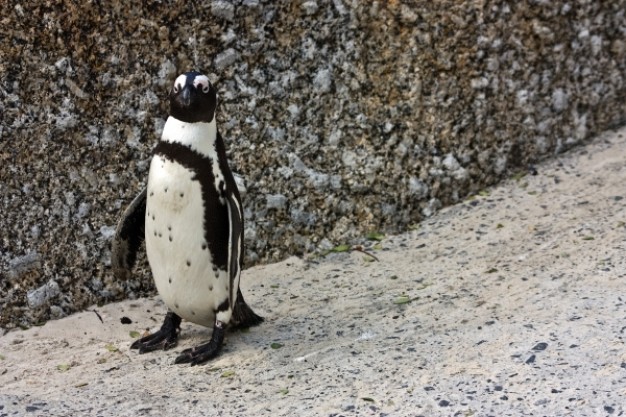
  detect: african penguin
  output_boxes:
[112,71,263,365]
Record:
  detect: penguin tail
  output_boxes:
[231,288,264,329]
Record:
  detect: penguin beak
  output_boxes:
[181,86,192,107]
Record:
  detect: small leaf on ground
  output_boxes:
[105,344,119,352]
[394,295,413,305]
[362,397,375,403]
[221,370,235,378]
[496,223,504,229]
[486,268,498,273]
[57,364,71,372]
[278,388,289,395]
[75,382,88,388]
[129,331,141,338]
[271,342,284,349]
[478,190,490,196]
[582,236,595,241]
[366,232,385,241]
[332,244,351,253]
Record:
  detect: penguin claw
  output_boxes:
[131,311,180,354]
[174,321,225,366]
[131,332,178,353]
[173,342,220,366]
[173,348,195,365]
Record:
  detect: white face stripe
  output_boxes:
[173,74,187,92]
[193,75,211,93]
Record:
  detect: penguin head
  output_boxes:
[169,72,217,123]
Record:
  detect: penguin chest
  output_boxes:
[145,155,229,327]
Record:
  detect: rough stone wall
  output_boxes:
[1,0,624,329]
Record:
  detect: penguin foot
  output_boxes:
[131,311,181,353]
[174,320,225,366]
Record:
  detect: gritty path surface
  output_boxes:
[2,126,626,416]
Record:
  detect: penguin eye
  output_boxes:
[172,74,187,94]
[193,75,211,94]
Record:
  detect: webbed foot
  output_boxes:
[131,311,181,353]
[174,320,225,366]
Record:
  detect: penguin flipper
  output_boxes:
[111,187,147,280]
[225,191,244,306]
[224,191,263,329]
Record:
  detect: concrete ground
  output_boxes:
[1,125,625,417]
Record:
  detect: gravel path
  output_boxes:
[1,126,625,416]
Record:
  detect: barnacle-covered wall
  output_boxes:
[1,1,624,328]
